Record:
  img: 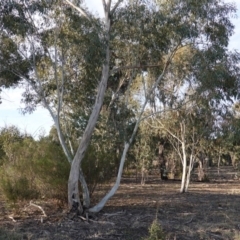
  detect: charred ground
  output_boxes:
[0,166,240,240]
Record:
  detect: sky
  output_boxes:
[0,0,240,139]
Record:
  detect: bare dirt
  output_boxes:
[1,166,240,240]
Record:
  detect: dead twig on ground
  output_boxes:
[103,211,125,217]
[209,233,225,239]
[29,201,47,217]
[8,215,16,222]
[184,216,194,224]
[89,219,115,226]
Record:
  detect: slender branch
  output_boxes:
[89,42,177,213]
[64,0,91,21]
[110,64,162,75]
[108,72,128,108]
[141,72,147,99]
[111,0,124,15]
[156,118,183,143]
[53,29,61,120]
[60,47,65,116]
[29,201,47,217]
[106,0,112,14]
[102,0,107,12]
[140,100,198,121]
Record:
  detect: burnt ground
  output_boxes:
[1,166,240,240]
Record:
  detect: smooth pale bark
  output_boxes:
[88,56,173,213]
[50,112,91,207]
[180,123,187,193]
[89,142,130,212]
[67,0,176,212]
[28,22,91,208]
[89,99,148,212]
[68,5,111,210]
[218,146,221,175]
[180,150,187,193]
[185,154,194,191]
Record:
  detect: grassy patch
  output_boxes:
[0,228,22,240]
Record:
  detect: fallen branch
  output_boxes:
[184,216,194,224]
[103,211,125,217]
[79,215,88,222]
[29,201,47,217]
[209,233,225,239]
[8,215,16,222]
[89,219,115,226]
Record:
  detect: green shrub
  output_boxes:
[33,145,70,201]
[0,127,69,203]
[144,220,166,240]
[1,176,39,203]
[82,144,117,195]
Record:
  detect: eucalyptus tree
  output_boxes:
[1,0,240,213]
[0,0,105,209]
[0,2,31,102]
[138,0,240,192]
[87,0,240,212]
[154,101,214,192]
[213,105,240,169]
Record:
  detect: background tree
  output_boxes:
[1,0,240,214]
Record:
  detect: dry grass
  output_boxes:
[0,166,240,239]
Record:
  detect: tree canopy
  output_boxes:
[0,0,240,213]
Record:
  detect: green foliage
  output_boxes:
[1,177,39,203]
[82,144,116,195]
[1,0,240,209]
[144,220,166,240]
[33,138,70,201]
[0,126,69,203]
[132,120,157,172]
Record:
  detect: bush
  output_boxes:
[1,177,39,203]
[82,144,117,195]
[33,138,70,202]
[144,220,166,240]
[0,127,69,203]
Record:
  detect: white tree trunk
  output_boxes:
[65,0,176,212]
[180,154,187,193]
[88,57,172,212]
[180,122,187,193]
[89,142,130,212]
[218,146,221,175]
[53,117,91,207]
[185,155,194,192]
[68,8,111,211]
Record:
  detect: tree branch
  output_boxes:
[102,0,107,12]
[64,0,91,21]
[111,0,124,15]
[106,0,112,14]
[110,64,162,75]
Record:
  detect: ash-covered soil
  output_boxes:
[1,166,240,240]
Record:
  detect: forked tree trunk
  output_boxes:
[180,123,187,193]
[185,154,194,191]
[66,0,174,211]
[68,10,111,212]
[55,120,90,206]
[52,116,90,207]
[88,59,171,213]
[180,154,187,193]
